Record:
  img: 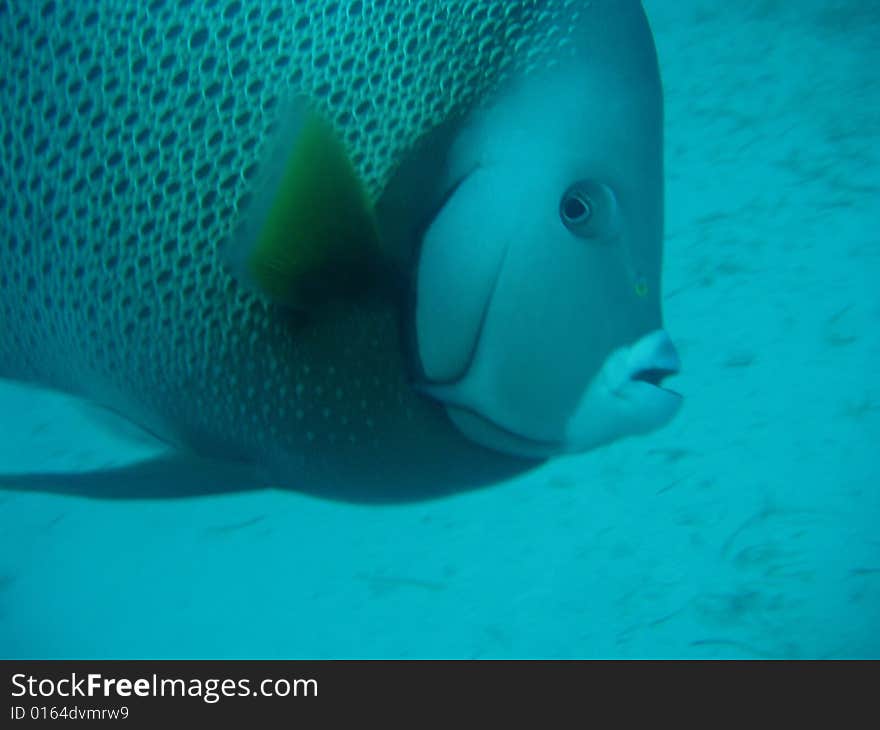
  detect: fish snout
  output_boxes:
[563,329,682,453]
[618,329,681,394]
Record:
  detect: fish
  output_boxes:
[0,0,681,503]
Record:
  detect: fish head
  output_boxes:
[410,4,682,459]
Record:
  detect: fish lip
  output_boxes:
[612,330,682,398]
[612,378,683,407]
[628,367,681,397]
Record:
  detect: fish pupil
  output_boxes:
[562,195,590,223]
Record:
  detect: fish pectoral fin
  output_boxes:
[225,97,383,309]
[0,452,271,499]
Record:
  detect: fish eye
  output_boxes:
[561,193,592,224]
[559,181,620,240]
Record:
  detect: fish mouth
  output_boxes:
[629,365,681,400]
[615,330,682,397]
[558,329,682,453]
[631,367,676,388]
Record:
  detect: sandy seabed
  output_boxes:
[0,0,877,658]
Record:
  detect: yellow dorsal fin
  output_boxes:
[227,99,381,308]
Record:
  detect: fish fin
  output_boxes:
[73,400,178,450]
[0,452,271,500]
[226,97,382,309]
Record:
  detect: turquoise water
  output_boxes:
[1,0,878,658]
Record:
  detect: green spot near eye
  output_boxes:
[635,278,649,297]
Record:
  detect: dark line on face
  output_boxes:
[416,240,508,388]
[400,167,478,383]
[429,398,560,455]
